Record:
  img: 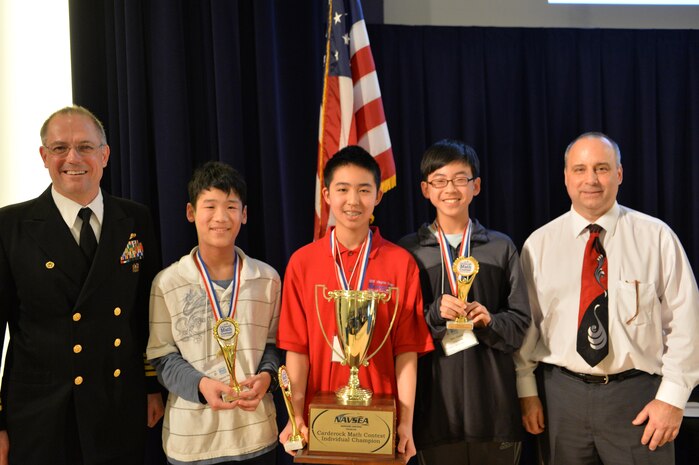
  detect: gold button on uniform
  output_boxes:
[45,261,55,269]
[113,369,121,378]
[74,376,83,385]
[73,344,82,354]
[114,338,121,347]
[73,313,81,322]
[114,307,122,316]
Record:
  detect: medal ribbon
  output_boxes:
[435,220,472,296]
[330,228,372,291]
[194,249,242,321]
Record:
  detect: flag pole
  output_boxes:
[315,0,334,239]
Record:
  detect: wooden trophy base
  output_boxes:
[296,392,397,463]
[446,319,474,330]
[294,448,404,465]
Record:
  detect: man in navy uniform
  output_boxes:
[0,106,164,464]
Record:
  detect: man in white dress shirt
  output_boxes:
[515,132,699,464]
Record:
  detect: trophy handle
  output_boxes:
[314,284,347,363]
[364,287,400,363]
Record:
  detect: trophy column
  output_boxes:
[213,318,242,402]
[446,256,479,330]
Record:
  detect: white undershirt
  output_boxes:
[51,187,104,244]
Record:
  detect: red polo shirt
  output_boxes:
[278,227,434,418]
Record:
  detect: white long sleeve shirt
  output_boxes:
[515,203,699,409]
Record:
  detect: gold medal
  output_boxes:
[452,256,479,279]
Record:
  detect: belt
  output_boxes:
[559,366,646,384]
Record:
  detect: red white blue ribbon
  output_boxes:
[330,228,372,291]
[194,249,242,321]
[435,220,472,296]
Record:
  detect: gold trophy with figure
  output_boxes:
[278,365,306,452]
[446,256,480,330]
[213,318,242,402]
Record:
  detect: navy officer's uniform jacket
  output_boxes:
[0,186,160,464]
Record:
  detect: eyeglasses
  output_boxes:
[43,143,105,157]
[426,176,475,189]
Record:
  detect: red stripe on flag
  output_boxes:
[354,98,386,139]
[350,46,376,83]
[320,77,342,162]
[314,154,331,240]
[374,148,396,182]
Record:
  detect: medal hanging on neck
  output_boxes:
[330,228,373,291]
[435,220,472,296]
[194,249,243,400]
[326,228,375,366]
[435,220,480,330]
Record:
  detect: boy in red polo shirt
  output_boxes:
[277,146,433,462]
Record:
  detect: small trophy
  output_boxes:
[213,317,241,402]
[278,365,306,452]
[446,256,480,330]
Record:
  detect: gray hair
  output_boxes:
[564,132,621,167]
[40,105,107,145]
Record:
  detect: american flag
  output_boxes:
[314,0,396,240]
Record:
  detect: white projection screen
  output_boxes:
[549,1,699,4]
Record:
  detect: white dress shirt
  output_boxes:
[51,187,104,244]
[515,202,699,409]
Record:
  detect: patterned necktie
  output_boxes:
[576,224,609,367]
[78,207,97,262]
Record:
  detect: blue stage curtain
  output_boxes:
[369,25,699,265]
[70,0,325,271]
[69,2,699,272]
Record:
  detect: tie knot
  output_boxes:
[78,208,92,222]
[588,224,603,234]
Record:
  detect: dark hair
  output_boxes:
[323,145,381,189]
[188,161,247,206]
[420,139,480,180]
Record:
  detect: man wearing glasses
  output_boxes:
[0,106,163,464]
[515,132,699,464]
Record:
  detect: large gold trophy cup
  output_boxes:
[301,285,400,459]
[315,286,399,404]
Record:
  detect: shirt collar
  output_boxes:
[184,245,260,288]
[324,226,382,258]
[569,202,620,238]
[51,186,104,229]
[419,218,488,247]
